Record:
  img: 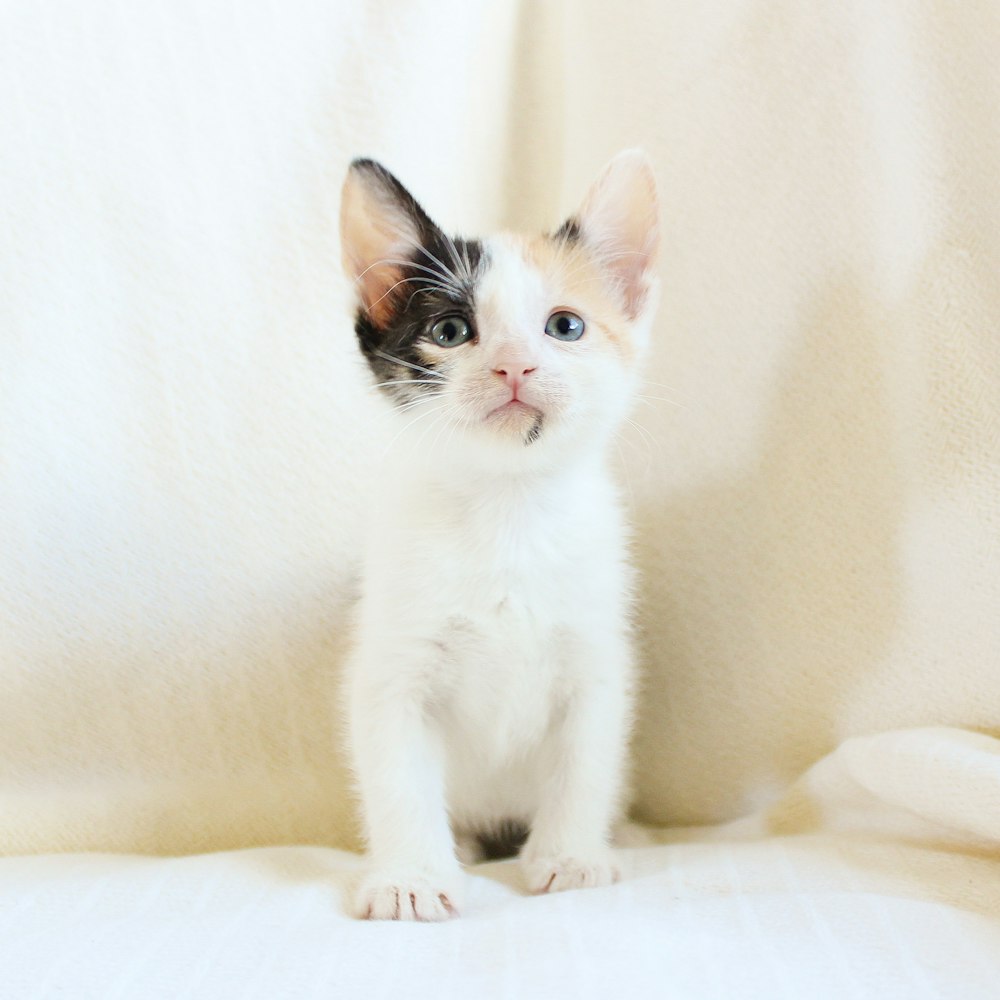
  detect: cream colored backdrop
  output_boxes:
[2,0,998,855]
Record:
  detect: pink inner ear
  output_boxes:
[342,212,412,326]
[340,166,422,327]
[575,151,660,319]
[353,257,406,327]
[616,251,656,320]
[590,215,658,320]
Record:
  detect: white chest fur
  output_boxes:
[358,456,628,656]
[351,452,632,794]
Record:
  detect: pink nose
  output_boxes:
[493,362,537,389]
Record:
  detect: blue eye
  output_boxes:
[430,315,473,348]
[544,310,585,341]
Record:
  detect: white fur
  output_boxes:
[341,151,658,921]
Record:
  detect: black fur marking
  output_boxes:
[350,160,485,407]
[477,819,530,861]
[524,414,544,445]
[551,216,581,244]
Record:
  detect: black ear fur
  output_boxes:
[340,158,486,404]
[550,216,581,244]
[347,158,440,246]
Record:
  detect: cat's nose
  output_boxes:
[493,362,537,389]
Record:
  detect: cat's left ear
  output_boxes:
[340,158,438,326]
[563,149,660,319]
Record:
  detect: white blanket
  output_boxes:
[2,0,998,994]
[5,833,1000,999]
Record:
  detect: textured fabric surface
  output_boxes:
[2,0,1000,994]
[4,833,1000,1000]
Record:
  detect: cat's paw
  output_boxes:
[521,851,621,895]
[351,868,465,921]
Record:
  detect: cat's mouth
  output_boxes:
[486,399,538,418]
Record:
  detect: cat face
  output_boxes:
[340,152,659,468]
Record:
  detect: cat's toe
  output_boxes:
[522,852,621,894]
[352,869,464,921]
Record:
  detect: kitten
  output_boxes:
[339,150,659,921]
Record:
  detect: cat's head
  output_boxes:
[340,151,659,471]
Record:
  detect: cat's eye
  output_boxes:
[430,315,473,348]
[544,310,585,342]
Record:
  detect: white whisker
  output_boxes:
[410,241,465,293]
[413,405,452,455]
[636,394,685,410]
[373,350,444,380]
[393,396,445,417]
[368,379,442,390]
[356,257,459,285]
[461,239,472,282]
[640,378,690,403]
[623,415,658,455]
[439,404,462,457]
[426,398,465,459]
[380,399,446,459]
[404,284,455,312]
[438,234,468,286]
[365,275,454,316]
[641,378,684,391]
[447,232,473,285]
[620,417,656,481]
[435,230,471,288]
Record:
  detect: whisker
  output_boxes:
[356,257,460,286]
[620,417,656,480]
[413,404,452,454]
[450,232,473,285]
[433,230,472,288]
[554,245,651,279]
[440,404,463,456]
[641,378,685,391]
[365,275,455,316]
[409,241,465,293]
[636,394,686,410]
[554,255,600,286]
[373,350,444,379]
[404,283,454,312]
[623,415,658,455]
[368,379,442,390]
[393,392,446,413]
[426,396,467,459]
[640,378,690,402]
[435,234,468,287]
[389,389,447,410]
[380,399,445,459]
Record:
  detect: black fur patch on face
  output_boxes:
[524,413,544,445]
[349,161,485,407]
[354,240,483,406]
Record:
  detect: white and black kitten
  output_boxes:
[339,150,659,920]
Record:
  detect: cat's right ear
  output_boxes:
[559,149,660,321]
[340,159,434,326]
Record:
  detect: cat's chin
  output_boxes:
[483,401,545,445]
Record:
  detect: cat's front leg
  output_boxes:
[521,638,633,895]
[346,649,464,921]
